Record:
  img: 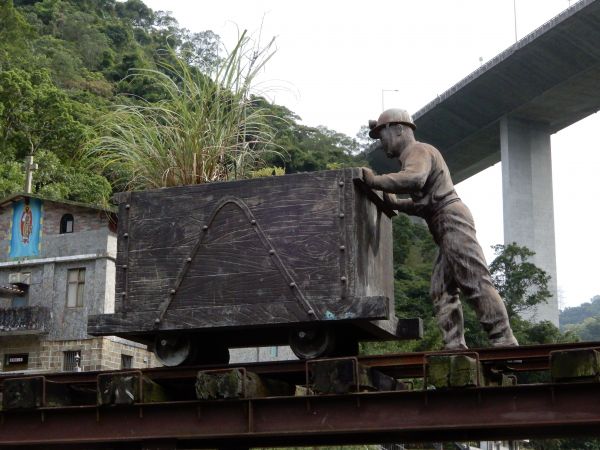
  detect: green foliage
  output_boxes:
[0,159,26,198]
[87,32,279,190]
[489,242,551,317]
[564,315,600,342]
[0,68,91,159]
[31,150,112,204]
[178,30,222,73]
[560,295,600,327]
[258,100,365,173]
[249,166,285,178]
[0,0,34,69]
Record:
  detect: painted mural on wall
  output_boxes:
[9,198,43,258]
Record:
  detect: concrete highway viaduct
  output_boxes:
[369,0,600,325]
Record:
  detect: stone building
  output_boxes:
[0,193,158,373]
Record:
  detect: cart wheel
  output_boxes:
[289,326,336,360]
[154,334,230,366]
[154,333,193,367]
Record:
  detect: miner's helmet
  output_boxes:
[368,108,416,139]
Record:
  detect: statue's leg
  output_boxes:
[431,251,467,350]
[438,203,518,347]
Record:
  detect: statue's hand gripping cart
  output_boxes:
[88,168,422,365]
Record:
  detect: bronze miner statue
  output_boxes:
[362,108,518,349]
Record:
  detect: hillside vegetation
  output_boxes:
[0,0,365,203]
[560,295,600,341]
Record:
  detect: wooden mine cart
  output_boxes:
[88,168,421,365]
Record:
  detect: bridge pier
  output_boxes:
[500,116,559,325]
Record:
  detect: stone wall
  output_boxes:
[0,336,296,372]
[0,335,43,372]
[49,258,113,340]
[41,229,116,259]
[0,336,160,373]
[96,337,160,371]
[0,256,115,340]
[43,203,109,236]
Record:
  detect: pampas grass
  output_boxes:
[87,30,279,190]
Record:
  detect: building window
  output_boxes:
[60,214,74,234]
[3,353,29,372]
[63,350,81,371]
[66,268,85,307]
[121,354,133,369]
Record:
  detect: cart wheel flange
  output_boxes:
[289,326,336,360]
[154,333,192,367]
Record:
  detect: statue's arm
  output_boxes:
[383,193,418,214]
[363,151,431,194]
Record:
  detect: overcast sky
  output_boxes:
[144,0,600,309]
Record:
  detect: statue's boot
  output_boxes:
[489,328,519,347]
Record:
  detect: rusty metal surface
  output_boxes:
[2,382,600,448]
[3,343,600,448]
[3,341,600,389]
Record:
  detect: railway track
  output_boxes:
[1,340,595,388]
[1,341,600,449]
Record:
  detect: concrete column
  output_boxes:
[500,117,559,326]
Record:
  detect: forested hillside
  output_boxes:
[0,0,365,203]
[560,295,600,341]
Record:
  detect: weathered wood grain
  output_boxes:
[173,271,298,307]
[88,296,390,336]
[92,168,403,346]
[127,171,341,222]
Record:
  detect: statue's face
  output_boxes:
[380,125,402,158]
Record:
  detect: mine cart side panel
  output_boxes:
[90,169,395,337]
[348,168,394,316]
[113,171,362,329]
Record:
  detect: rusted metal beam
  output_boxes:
[2,382,600,449]
[3,341,600,392]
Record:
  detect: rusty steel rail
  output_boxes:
[0,341,584,391]
[2,342,600,448]
[3,382,600,449]
[2,340,597,389]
